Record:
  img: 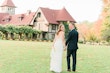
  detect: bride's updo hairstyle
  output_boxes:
[56,24,64,35]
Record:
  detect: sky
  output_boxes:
[0,0,103,22]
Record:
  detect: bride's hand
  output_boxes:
[64,46,66,51]
[64,48,66,51]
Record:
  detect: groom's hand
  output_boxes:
[64,46,66,51]
[64,48,66,51]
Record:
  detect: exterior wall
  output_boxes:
[48,24,58,40]
[37,24,59,40]
[32,8,48,32]
[35,22,48,32]
[0,6,15,15]
[48,33,54,40]
[48,24,57,33]
[32,8,59,40]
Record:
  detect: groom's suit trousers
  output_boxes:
[67,49,77,71]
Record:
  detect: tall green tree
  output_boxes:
[63,22,69,39]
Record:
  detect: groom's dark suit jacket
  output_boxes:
[66,29,78,50]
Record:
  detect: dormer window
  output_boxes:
[18,14,24,21]
[2,19,5,22]
[34,17,37,22]
[6,18,10,22]
[2,18,11,22]
[3,16,11,22]
[37,12,41,18]
[18,17,23,21]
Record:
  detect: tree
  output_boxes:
[18,26,25,40]
[102,15,110,42]
[6,25,16,40]
[101,0,110,42]
[86,29,97,44]
[77,21,93,43]
[0,25,42,40]
[0,26,8,40]
[18,26,33,40]
[23,26,33,40]
[0,26,4,39]
[32,29,38,40]
[63,22,69,39]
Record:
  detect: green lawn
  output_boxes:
[0,40,110,73]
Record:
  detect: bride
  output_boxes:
[50,24,65,73]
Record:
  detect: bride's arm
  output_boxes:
[52,34,56,51]
[62,32,66,51]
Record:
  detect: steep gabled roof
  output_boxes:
[40,7,76,24]
[56,8,76,22]
[40,7,59,24]
[0,0,16,7]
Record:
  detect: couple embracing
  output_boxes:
[50,22,79,73]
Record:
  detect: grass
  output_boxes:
[0,40,110,73]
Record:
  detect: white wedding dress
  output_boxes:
[50,38,64,73]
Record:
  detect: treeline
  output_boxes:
[101,0,110,43]
[77,21,110,45]
[77,0,110,45]
[0,25,42,41]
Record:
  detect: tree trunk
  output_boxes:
[19,33,22,40]
[11,33,14,40]
[4,32,8,40]
[32,33,37,40]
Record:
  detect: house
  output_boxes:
[0,0,76,40]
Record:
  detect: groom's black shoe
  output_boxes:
[67,69,71,72]
[72,70,76,71]
[72,70,75,72]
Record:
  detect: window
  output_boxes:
[8,8,11,10]
[52,25,56,30]
[8,8,13,11]
[18,14,24,21]
[37,12,41,18]
[2,7,5,10]
[52,34,55,39]
[2,19,5,22]
[6,19,9,22]
[34,17,37,22]
[18,17,23,21]
[6,18,10,22]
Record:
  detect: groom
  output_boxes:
[66,22,79,72]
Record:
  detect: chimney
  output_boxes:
[26,10,31,15]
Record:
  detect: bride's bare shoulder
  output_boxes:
[59,31,65,35]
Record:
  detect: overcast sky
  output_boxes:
[0,0,103,22]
